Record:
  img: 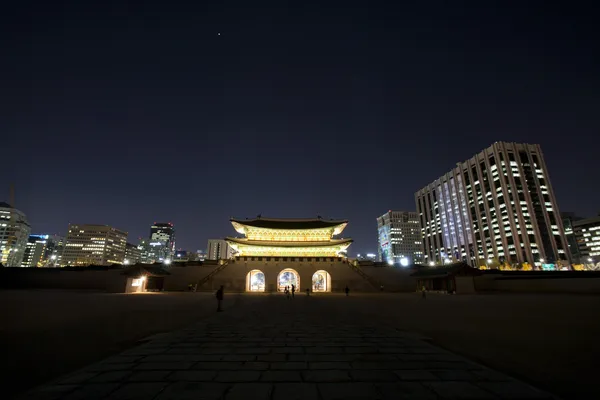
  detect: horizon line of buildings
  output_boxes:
[2,142,599,270]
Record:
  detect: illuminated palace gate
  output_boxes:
[227,217,352,292]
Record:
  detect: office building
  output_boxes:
[573,215,600,266]
[376,211,423,265]
[62,224,127,266]
[150,222,175,253]
[207,239,234,260]
[125,242,142,264]
[415,142,569,268]
[0,202,31,267]
[194,250,207,262]
[21,234,49,267]
[562,212,585,264]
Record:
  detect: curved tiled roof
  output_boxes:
[230,217,347,230]
[225,237,353,247]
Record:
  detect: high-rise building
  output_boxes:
[148,222,175,261]
[62,224,127,266]
[21,234,49,267]
[562,212,585,264]
[0,202,31,267]
[415,142,569,268]
[376,211,423,265]
[572,215,600,266]
[207,239,233,260]
[125,242,142,264]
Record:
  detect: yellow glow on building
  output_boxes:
[227,243,352,257]
[226,218,352,257]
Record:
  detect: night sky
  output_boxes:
[2,1,599,255]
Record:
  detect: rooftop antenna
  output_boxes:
[9,183,15,207]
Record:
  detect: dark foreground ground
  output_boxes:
[1,290,598,399]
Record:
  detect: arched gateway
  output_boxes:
[246,270,265,292]
[277,268,300,292]
[225,217,353,292]
[312,270,331,292]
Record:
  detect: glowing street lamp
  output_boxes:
[124,259,130,265]
[400,257,409,267]
[164,259,171,265]
[539,258,545,263]
[50,255,57,260]
[588,258,593,263]
[429,261,435,266]
[387,259,394,266]
[486,259,492,265]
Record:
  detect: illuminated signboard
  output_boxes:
[378,225,391,263]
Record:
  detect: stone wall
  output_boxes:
[162,264,221,291]
[199,258,374,293]
[359,266,418,292]
[0,268,128,293]
[475,273,600,294]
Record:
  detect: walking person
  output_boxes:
[345,285,350,296]
[421,285,426,299]
[306,288,310,296]
[216,285,224,311]
[291,284,296,298]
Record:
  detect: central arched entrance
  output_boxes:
[277,268,300,292]
[312,270,331,292]
[246,269,265,292]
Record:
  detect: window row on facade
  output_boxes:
[415,142,569,267]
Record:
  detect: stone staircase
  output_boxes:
[347,260,383,291]
[196,260,229,290]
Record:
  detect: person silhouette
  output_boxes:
[345,285,350,296]
[291,284,296,298]
[215,285,224,311]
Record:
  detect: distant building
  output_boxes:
[562,212,585,264]
[207,239,233,260]
[415,142,570,268]
[62,224,127,266]
[573,215,600,265]
[125,242,142,265]
[44,234,65,267]
[0,202,31,267]
[356,253,377,261]
[376,211,423,266]
[149,222,175,260]
[173,249,190,262]
[21,234,49,267]
[193,249,207,262]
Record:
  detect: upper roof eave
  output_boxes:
[230,217,348,230]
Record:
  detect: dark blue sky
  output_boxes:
[2,1,599,255]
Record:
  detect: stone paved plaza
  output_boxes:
[21,294,557,400]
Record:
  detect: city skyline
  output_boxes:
[2,2,599,255]
[2,139,599,257]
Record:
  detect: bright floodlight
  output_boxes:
[588,258,593,262]
[539,258,544,263]
[124,259,130,265]
[429,261,435,266]
[444,258,451,264]
[50,255,57,260]
[164,259,171,265]
[487,259,492,264]
[400,257,409,267]
[387,259,394,266]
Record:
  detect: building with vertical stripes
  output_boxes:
[415,142,569,268]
